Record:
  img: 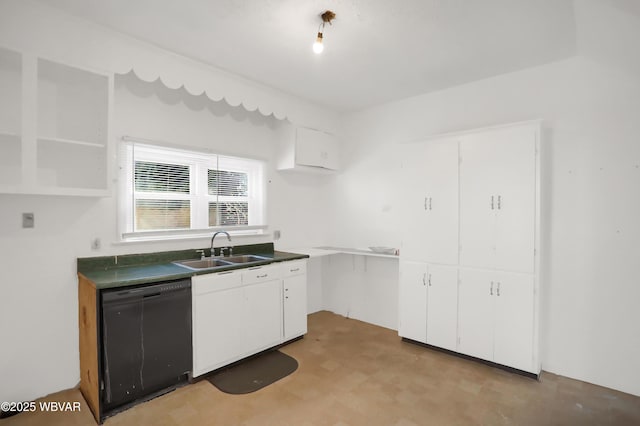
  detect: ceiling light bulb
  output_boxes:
[313,32,324,54]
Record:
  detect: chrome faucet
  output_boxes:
[211,231,232,257]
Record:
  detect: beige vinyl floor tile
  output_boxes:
[3,311,640,425]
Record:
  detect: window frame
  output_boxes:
[119,141,267,241]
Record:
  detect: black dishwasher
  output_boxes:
[101,278,192,414]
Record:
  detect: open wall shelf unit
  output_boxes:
[0,46,112,196]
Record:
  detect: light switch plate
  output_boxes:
[22,213,34,228]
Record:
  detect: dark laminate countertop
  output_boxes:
[78,243,308,290]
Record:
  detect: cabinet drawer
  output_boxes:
[242,264,281,285]
[281,260,307,277]
[193,270,242,295]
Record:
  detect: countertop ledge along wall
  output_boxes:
[77,243,309,289]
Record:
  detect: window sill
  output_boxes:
[114,228,269,245]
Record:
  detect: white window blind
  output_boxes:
[120,141,266,239]
[134,161,192,230]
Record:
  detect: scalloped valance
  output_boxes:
[112,58,291,121]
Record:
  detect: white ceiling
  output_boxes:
[38,0,577,112]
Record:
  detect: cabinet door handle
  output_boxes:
[497,282,501,296]
[422,273,426,286]
[424,197,428,210]
[429,197,432,210]
[491,196,494,210]
[497,195,501,210]
[490,281,494,295]
[428,273,432,286]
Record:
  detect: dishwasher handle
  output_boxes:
[102,279,191,303]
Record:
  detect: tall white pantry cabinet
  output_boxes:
[398,122,541,375]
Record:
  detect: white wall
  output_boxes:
[332,52,640,396]
[0,57,337,407]
[322,255,399,330]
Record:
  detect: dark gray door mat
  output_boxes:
[207,350,298,394]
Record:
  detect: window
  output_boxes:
[120,142,265,240]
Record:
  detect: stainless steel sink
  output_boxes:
[221,255,270,264]
[173,258,233,270]
[173,254,270,270]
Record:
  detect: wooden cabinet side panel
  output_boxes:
[78,274,100,423]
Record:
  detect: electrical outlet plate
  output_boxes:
[22,213,34,228]
[91,238,101,250]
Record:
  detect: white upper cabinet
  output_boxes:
[459,125,537,273]
[277,125,340,172]
[400,138,459,264]
[0,49,112,196]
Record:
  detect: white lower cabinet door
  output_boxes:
[244,279,282,354]
[458,268,494,361]
[398,261,427,343]
[493,272,535,372]
[426,265,458,351]
[283,273,307,340]
[193,287,245,376]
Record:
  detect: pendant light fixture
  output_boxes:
[313,10,336,54]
